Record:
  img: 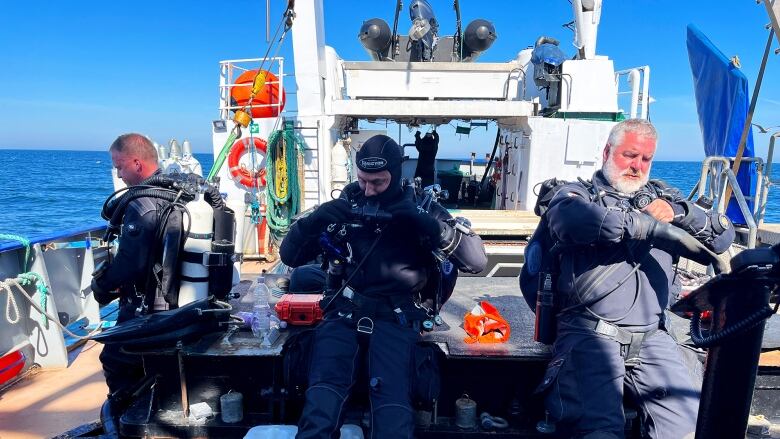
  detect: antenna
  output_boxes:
[390,0,403,60]
[453,0,462,61]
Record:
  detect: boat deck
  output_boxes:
[3,257,780,438]
[453,209,540,237]
[0,341,108,439]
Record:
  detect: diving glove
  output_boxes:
[632,213,726,272]
[391,206,444,244]
[297,199,351,234]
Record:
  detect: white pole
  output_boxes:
[628,69,640,119]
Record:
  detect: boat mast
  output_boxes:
[571,0,602,60]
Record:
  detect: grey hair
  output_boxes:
[606,119,658,150]
[109,133,158,163]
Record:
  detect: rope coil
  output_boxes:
[1,274,100,340]
[1,275,48,327]
[0,280,21,325]
[265,124,305,234]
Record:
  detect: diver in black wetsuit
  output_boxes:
[280,135,487,439]
[520,119,735,439]
[92,133,164,399]
[414,130,438,188]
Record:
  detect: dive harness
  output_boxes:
[99,173,236,313]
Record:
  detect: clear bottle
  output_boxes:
[251,276,271,339]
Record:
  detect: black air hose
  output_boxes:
[479,129,502,190]
[102,182,192,221]
[101,188,189,243]
[202,183,227,210]
[690,305,775,348]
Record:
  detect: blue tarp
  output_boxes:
[531,43,566,67]
[686,24,756,224]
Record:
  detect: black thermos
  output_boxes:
[534,271,557,344]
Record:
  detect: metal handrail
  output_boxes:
[0,223,106,253]
[615,66,650,119]
[693,156,765,249]
[756,133,779,226]
[217,57,290,120]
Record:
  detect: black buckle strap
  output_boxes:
[624,332,645,366]
[594,319,633,345]
[568,315,655,365]
[595,320,657,365]
[181,250,232,267]
[349,292,425,328]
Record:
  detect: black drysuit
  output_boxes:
[414,131,438,188]
[280,182,487,439]
[520,171,735,438]
[92,194,165,395]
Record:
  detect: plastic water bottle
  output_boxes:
[251,276,271,339]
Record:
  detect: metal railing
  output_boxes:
[690,156,770,249]
[756,133,780,226]
[615,66,650,119]
[217,57,293,120]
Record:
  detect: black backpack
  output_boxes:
[519,178,578,310]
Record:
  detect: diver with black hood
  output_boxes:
[280,134,487,438]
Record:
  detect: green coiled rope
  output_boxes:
[0,234,31,271]
[265,122,305,235]
[16,272,49,328]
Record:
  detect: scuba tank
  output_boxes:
[177,139,204,176]
[176,194,214,308]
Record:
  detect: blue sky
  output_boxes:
[1,1,778,161]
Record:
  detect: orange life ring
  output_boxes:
[228,137,267,188]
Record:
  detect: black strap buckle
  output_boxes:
[202,251,231,267]
[595,319,633,345]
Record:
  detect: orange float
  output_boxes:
[228,137,268,188]
[230,69,286,118]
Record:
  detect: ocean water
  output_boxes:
[0,150,212,240]
[0,149,777,239]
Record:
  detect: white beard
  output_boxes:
[602,155,650,194]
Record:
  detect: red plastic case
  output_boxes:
[274,294,324,325]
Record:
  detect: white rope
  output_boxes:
[1,278,101,340]
[0,280,21,324]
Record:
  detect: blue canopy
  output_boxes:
[686,24,756,224]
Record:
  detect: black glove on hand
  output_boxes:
[392,206,443,244]
[297,199,351,234]
[632,213,726,272]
